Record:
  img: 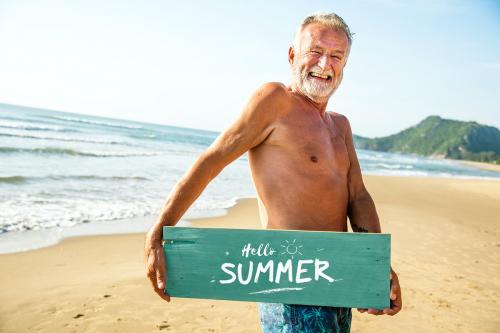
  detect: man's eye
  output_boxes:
[331,55,342,60]
[310,50,321,55]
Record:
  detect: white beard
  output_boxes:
[292,65,338,103]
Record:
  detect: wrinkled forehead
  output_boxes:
[296,23,349,52]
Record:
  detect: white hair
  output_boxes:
[293,12,354,53]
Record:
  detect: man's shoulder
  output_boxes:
[328,112,354,140]
[255,82,290,100]
[328,111,351,128]
[247,82,291,116]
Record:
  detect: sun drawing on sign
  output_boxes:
[280,239,303,259]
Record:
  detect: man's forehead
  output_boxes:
[298,23,349,50]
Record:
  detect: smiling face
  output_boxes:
[289,23,350,104]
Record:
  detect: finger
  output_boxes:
[390,288,400,301]
[148,263,170,302]
[155,248,166,290]
[147,271,170,302]
[384,295,402,316]
[154,249,170,302]
[383,308,397,315]
[383,303,401,316]
[156,265,165,290]
[390,278,400,301]
[366,308,384,315]
[389,288,395,300]
[146,257,158,288]
[147,262,171,302]
[145,252,171,302]
[154,285,171,302]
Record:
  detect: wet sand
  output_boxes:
[456,159,500,173]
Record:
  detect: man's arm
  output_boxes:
[343,117,381,234]
[144,82,287,301]
[342,116,402,316]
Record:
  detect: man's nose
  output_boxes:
[317,55,332,70]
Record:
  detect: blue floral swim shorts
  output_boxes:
[259,303,351,333]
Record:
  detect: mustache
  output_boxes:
[307,66,334,79]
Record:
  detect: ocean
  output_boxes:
[0,103,498,253]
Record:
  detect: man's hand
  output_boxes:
[144,229,171,302]
[357,269,402,316]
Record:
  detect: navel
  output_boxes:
[310,155,318,163]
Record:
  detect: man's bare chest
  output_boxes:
[265,110,350,171]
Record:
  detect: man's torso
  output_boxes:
[248,84,352,232]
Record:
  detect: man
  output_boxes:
[145,12,402,332]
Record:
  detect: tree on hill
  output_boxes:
[354,116,500,164]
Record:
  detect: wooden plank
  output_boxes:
[163,227,390,309]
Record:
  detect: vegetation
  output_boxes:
[354,116,500,164]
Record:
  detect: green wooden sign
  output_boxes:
[163,227,390,309]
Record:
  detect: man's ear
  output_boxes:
[288,46,295,66]
[343,48,350,67]
[343,54,349,67]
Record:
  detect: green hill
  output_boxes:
[354,116,500,164]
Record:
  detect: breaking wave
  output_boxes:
[0,132,126,145]
[47,115,144,130]
[0,174,150,185]
[0,146,161,157]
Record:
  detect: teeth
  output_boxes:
[310,72,330,79]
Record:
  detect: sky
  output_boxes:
[0,0,499,137]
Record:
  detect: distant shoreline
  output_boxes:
[454,159,500,173]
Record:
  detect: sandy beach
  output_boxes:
[1,175,499,332]
[456,159,500,173]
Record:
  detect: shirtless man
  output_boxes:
[145,12,402,332]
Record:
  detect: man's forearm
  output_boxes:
[348,190,381,233]
[349,189,401,314]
